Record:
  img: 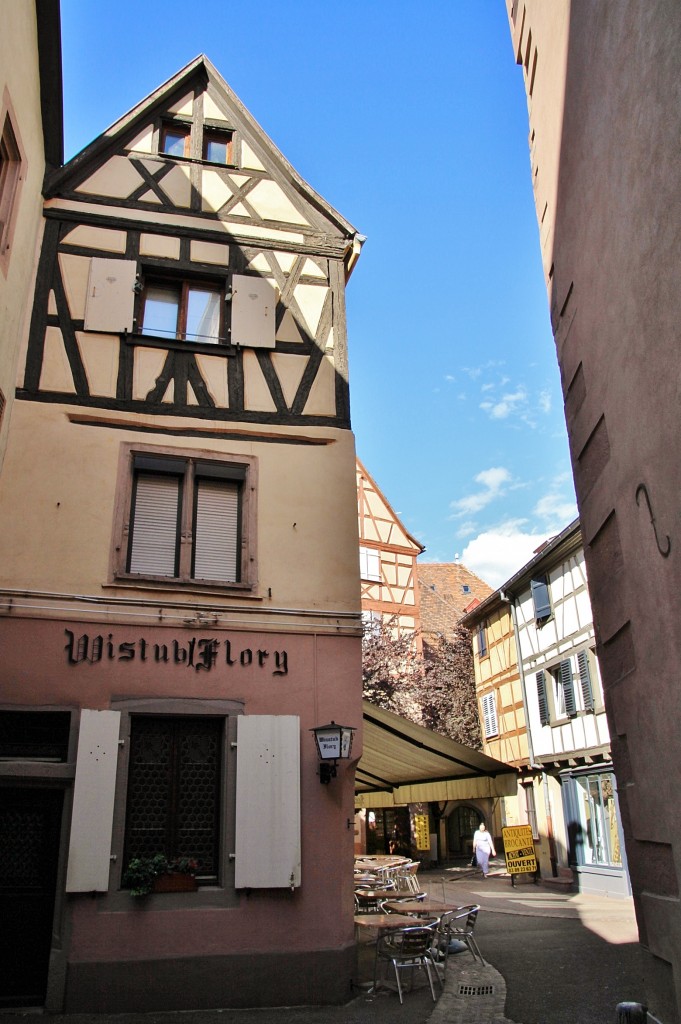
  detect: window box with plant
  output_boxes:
[122,854,200,897]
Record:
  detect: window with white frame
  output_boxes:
[113,445,256,589]
[359,545,381,582]
[552,659,577,719]
[481,692,498,739]
[537,653,597,726]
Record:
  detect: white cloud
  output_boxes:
[458,478,578,588]
[533,490,578,531]
[487,387,528,420]
[460,524,549,589]
[462,359,505,381]
[450,466,511,517]
[538,389,552,414]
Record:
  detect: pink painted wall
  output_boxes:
[0,616,362,963]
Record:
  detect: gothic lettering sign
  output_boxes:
[64,629,288,676]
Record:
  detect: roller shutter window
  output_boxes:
[193,477,240,583]
[128,472,181,576]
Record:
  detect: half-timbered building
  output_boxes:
[499,520,629,896]
[356,459,424,638]
[0,55,364,1012]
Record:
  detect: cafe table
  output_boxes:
[354,912,423,932]
[382,899,464,917]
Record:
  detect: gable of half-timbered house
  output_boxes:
[356,459,424,634]
[20,55,361,428]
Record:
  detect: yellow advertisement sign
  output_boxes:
[413,814,430,851]
[502,824,538,874]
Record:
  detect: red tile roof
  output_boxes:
[417,562,493,637]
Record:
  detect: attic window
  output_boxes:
[203,128,234,165]
[161,123,191,158]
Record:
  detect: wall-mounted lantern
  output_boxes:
[311,721,356,784]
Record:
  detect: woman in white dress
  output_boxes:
[472,822,496,877]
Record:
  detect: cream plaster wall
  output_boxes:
[0,401,360,619]
[0,1,48,470]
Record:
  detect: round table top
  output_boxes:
[383,899,465,916]
[354,913,436,930]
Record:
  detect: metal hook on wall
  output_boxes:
[635,482,671,558]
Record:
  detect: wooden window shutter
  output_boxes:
[66,710,121,891]
[128,473,181,576]
[84,257,137,333]
[234,716,301,888]
[531,576,551,621]
[577,650,595,711]
[230,274,276,349]
[193,478,240,582]
[536,670,550,725]
[560,659,577,717]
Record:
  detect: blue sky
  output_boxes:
[60,0,577,588]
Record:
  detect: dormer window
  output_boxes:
[161,122,190,158]
[203,128,234,165]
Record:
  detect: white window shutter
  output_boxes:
[193,479,239,581]
[128,473,180,576]
[230,274,276,349]
[359,546,381,582]
[66,709,121,892]
[234,716,301,888]
[84,257,137,333]
[481,692,498,738]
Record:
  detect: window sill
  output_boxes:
[108,576,260,598]
[146,152,239,171]
[126,332,236,356]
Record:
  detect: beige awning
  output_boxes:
[355,701,517,808]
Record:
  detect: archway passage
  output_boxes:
[447,804,481,858]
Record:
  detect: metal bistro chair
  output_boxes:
[394,861,428,901]
[448,904,485,964]
[354,881,396,913]
[427,910,457,990]
[374,924,438,1004]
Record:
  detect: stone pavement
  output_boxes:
[424,863,642,1024]
[0,863,644,1024]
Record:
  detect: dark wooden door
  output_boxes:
[0,787,63,1006]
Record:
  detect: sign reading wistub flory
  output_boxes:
[64,629,289,675]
